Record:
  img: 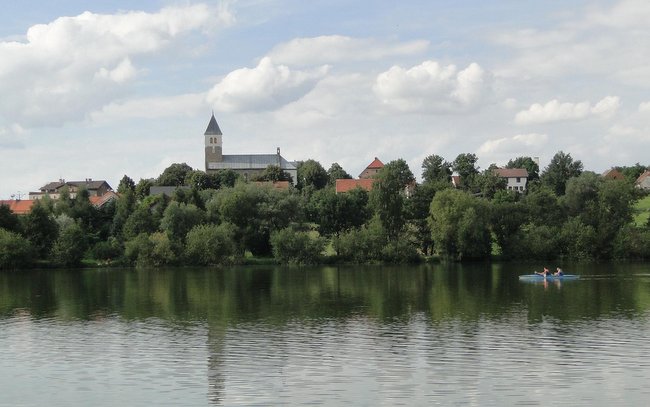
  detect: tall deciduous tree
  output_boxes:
[117,175,136,194]
[541,151,583,195]
[157,163,194,186]
[421,154,452,183]
[254,165,293,183]
[371,159,414,241]
[0,204,21,233]
[327,163,352,185]
[297,159,329,190]
[23,200,58,258]
[452,153,479,188]
[429,188,491,260]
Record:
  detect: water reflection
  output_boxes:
[1,263,650,405]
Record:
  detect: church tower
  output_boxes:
[204,112,223,171]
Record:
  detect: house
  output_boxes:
[88,191,119,208]
[335,158,386,194]
[204,113,298,184]
[335,178,376,194]
[29,179,113,200]
[602,168,625,180]
[359,157,384,179]
[493,168,529,192]
[636,170,650,190]
[0,200,35,215]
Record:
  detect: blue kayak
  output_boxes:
[519,274,580,281]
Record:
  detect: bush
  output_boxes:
[0,228,33,270]
[333,218,387,263]
[124,232,177,267]
[270,227,326,265]
[381,238,421,263]
[91,237,122,261]
[185,223,240,265]
[50,222,88,267]
[612,226,650,259]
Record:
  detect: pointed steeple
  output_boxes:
[204,112,222,135]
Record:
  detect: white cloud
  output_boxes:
[0,4,233,128]
[90,93,206,124]
[515,96,620,125]
[373,60,491,113]
[206,57,330,112]
[494,1,650,86]
[0,124,28,149]
[268,35,429,66]
[639,102,650,112]
[478,133,548,157]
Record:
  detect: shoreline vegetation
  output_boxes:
[2,152,650,271]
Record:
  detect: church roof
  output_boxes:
[204,113,222,135]
[366,157,384,169]
[207,154,297,171]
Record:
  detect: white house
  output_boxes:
[636,170,650,190]
[493,168,529,192]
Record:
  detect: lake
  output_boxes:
[1,263,650,406]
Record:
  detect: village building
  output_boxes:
[29,179,113,200]
[204,113,297,184]
[493,168,529,192]
[336,158,384,194]
[636,170,650,190]
[602,168,625,180]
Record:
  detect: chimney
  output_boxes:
[277,147,281,166]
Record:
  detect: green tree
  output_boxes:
[0,204,21,233]
[111,189,136,239]
[429,188,491,260]
[506,156,540,181]
[157,163,194,186]
[160,202,205,243]
[474,169,507,199]
[50,222,88,267]
[370,159,415,241]
[117,175,136,194]
[134,178,154,201]
[254,165,293,183]
[490,201,527,258]
[541,151,583,195]
[452,153,479,188]
[185,170,220,190]
[185,223,240,265]
[327,163,352,185]
[23,200,58,258]
[406,182,440,255]
[270,227,326,265]
[297,159,328,190]
[0,228,33,269]
[214,170,239,188]
[313,187,370,239]
[122,206,159,240]
[421,154,452,184]
[521,186,565,227]
[619,163,648,184]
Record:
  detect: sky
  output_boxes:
[1,0,649,199]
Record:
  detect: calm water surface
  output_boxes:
[1,263,650,406]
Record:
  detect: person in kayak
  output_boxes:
[536,267,550,276]
[554,267,563,276]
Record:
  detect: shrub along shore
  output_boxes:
[2,153,650,270]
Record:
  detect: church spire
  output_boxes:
[204,112,222,135]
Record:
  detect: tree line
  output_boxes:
[1,152,649,269]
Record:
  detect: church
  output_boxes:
[204,113,297,184]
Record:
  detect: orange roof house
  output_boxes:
[0,200,35,215]
[359,157,384,179]
[335,178,376,194]
[602,168,625,180]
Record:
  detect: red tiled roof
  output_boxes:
[493,168,528,178]
[602,168,624,180]
[0,200,35,215]
[366,157,384,169]
[335,178,376,193]
[89,191,119,207]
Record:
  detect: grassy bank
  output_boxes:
[634,195,650,226]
